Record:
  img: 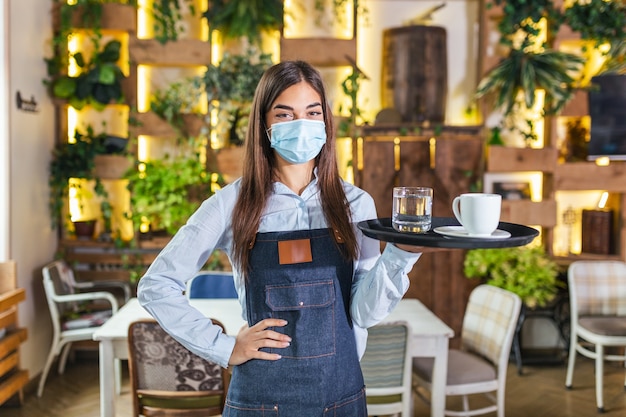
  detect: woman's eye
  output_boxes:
[275,112,294,120]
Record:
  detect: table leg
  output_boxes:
[430,337,449,417]
[99,340,115,417]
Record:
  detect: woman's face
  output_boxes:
[265,81,324,127]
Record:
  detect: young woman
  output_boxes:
[138,60,425,416]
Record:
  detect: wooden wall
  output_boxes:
[353,128,484,346]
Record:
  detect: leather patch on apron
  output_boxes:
[278,238,313,265]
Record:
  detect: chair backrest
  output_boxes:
[42,260,77,325]
[461,285,522,369]
[360,321,412,415]
[568,260,626,319]
[128,319,227,416]
[187,271,237,299]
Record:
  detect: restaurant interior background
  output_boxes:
[1,0,625,404]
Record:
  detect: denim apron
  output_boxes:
[223,228,367,416]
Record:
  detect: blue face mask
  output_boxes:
[268,119,327,164]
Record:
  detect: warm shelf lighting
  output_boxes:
[595,157,610,167]
[597,192,609,209]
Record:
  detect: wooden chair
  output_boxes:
[565,260,626,413]
[361,321,412,416]
[413,285,522,417]
[39,260,121,397]
[127,319,229,416]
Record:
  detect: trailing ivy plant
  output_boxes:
[151,0,196,44]
[464,246,562,308]
[204,49,273,146]
[563,0,626,49]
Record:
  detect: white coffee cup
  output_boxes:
[452,193,502,236]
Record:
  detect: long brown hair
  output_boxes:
[231,60,358,275]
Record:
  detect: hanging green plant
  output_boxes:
[563,0,626,49]
[151,0,196,44]
[203,0,283,46]
[49,126,114,229]
[464,246,562,308]
[47,39,126,110]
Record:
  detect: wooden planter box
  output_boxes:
[94,155,133,180]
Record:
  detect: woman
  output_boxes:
[138,60,424,416]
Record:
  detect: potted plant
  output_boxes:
[463,245,561,308]
[49,126,125,238]
[203,0,283,47]
[124,152,212,239]
[46,38,126,110]
[203,48,273,147]
[475,0,585,145]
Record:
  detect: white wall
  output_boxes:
[7,0,57,377]
[358,0,480,125]
[0,1,9,260]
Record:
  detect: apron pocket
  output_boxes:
[323,386,367,416]
[265,280,336,358]
[223,399,279,416]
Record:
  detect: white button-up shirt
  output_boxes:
[139,175,421,367]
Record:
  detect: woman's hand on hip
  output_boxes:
[228,318,291,365]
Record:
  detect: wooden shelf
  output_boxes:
[487,147,558,172]
[554,162,626,191]
[501,200,557,227]
[0,261,27,407]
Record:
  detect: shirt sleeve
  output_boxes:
[349,191,422,329]
[137,189,238,368]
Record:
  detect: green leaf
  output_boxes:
[52,76,76,98]
[98,64,116,85]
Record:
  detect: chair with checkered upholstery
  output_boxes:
[565,260,626,413]
[412,285,521,417]
[361,321,412,416]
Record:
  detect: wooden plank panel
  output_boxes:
[0,352,19,378]
[93,155,132,180]
[0,310,16,330]
[280,38,356,67]
[129,112,205,138]
[52,3,136,32]
[0,289,24,311]
[0,370,28,406]
[554,162,626,191]
[501,200,557,227]
[354,139,396,218]
[74,270,134,283]
[0,329,27,358]
[487,147,558,172]
[129,38,211,66]
[65,252,158,265]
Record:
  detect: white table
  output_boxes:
[93,297,453,417]
[386,298,455,417]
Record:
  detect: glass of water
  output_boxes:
[392,187,433,233]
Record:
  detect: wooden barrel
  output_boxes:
[381,26,448,124]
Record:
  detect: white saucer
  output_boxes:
[433,226,511,239]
